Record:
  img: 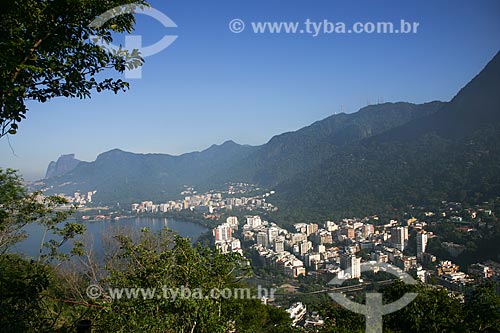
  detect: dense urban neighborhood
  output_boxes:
[130,183,276,215]
[74,183,499,329]
[209,199,500,327]
[44,182,500,301]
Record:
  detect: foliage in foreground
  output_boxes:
[0,0,147,137]
[0,234,295,332]
[0,168,294,332]
[312,280,500,333]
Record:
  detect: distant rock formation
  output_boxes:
[45,154,81,179]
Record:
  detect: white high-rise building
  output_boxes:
[417,231,428,258]
[213,223,233,243]
[340,253,361,279]
[246,216,262,228]
[226,216,239,230]
[267,226,280,243]
[274,237,285,253]
[391,226,409,251]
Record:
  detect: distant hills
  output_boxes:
[41,102,442,204]
[41,51,500,220]
[41,141,257,203]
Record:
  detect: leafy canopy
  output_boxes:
[0,168,85,260]
[0,0,147,137]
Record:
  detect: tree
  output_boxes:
[0,168,31,251]
[316,303,365,333]
[0,254,53,332]
[383,281,464,332]
[0,168,85,332]
[0,168,84,258]
[0,0,147,137]
[85,229,294,332]
[464,283,500,332]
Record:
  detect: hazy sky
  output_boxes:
[1,0,500,180]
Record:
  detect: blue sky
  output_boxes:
[1,0,500,180]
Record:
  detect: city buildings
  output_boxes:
[212,219,242,255]
[286,302,307,326]
[213,223,233,242]
[274,237,285,253]
[391,226,409,251]
[226,216,239,230]
[468,263,494,279]
[256,231,269,248]
[340,253,361,279]
[208,200,500,299]
[416,230,428,259]
[131,184,276,216]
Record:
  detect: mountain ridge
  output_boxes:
[40,100,445,203]
[40,50,500,219]
[272,50,500,219]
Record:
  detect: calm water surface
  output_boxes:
[12,217,208,259]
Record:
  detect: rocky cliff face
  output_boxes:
[45,154,81,179]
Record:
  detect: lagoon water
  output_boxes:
[12,217,208,259]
